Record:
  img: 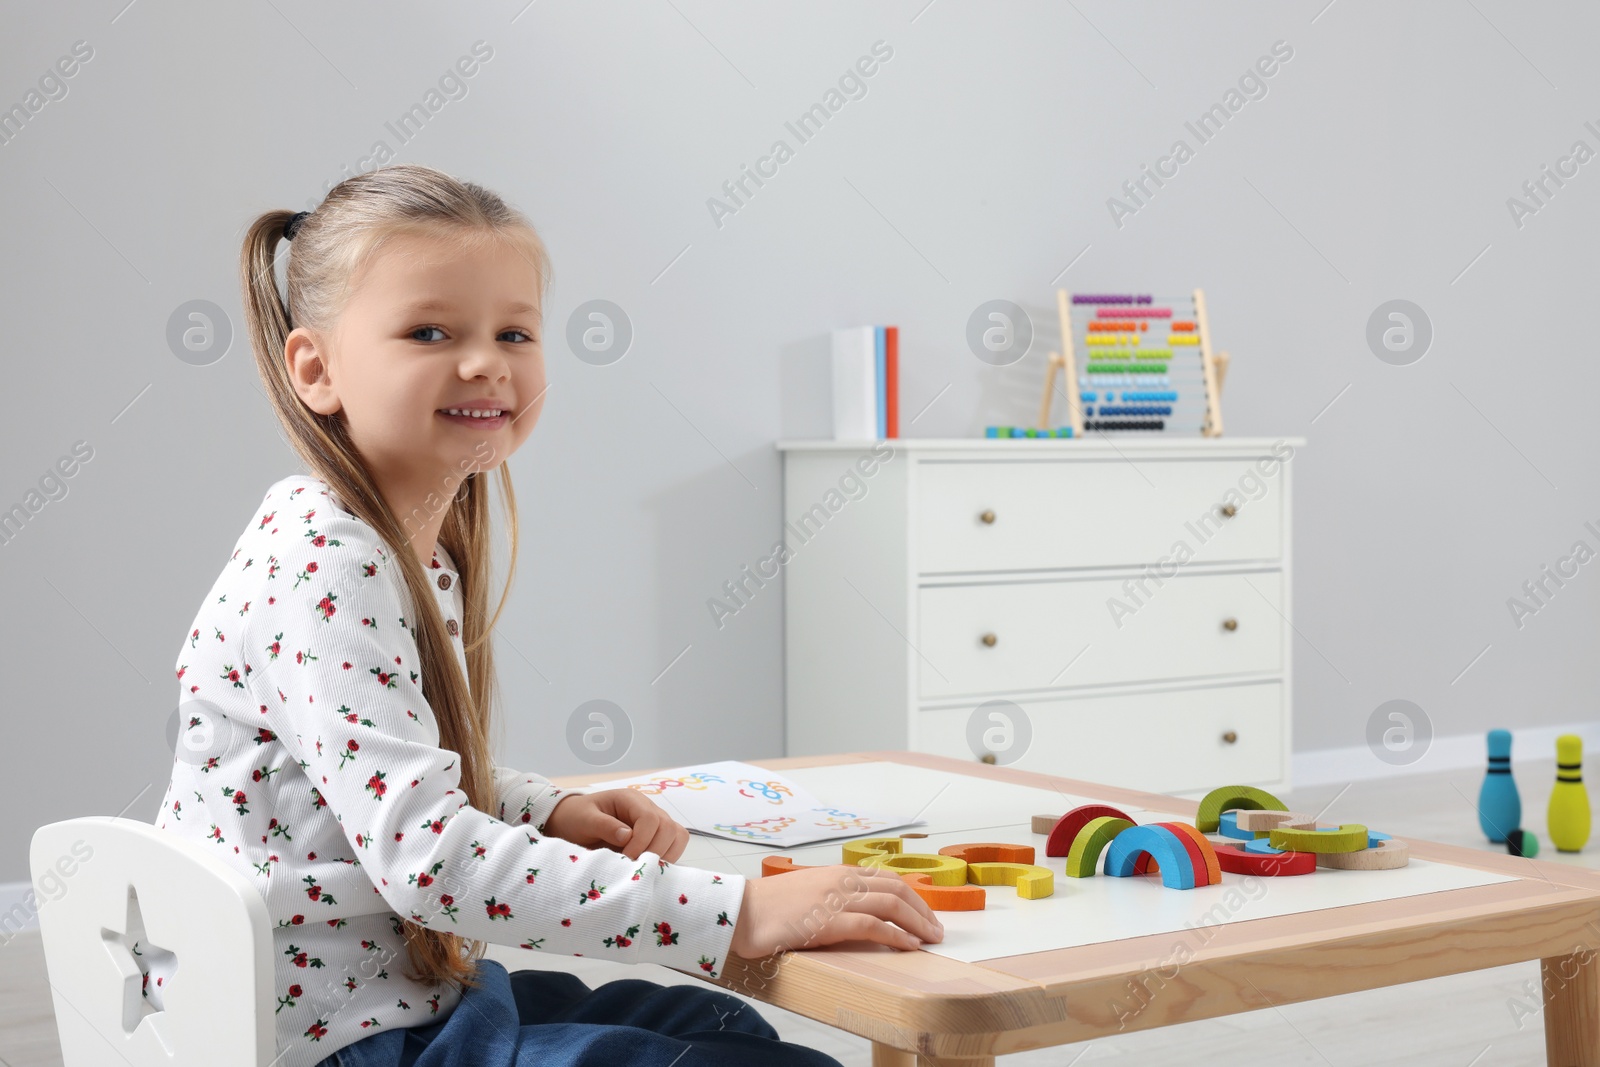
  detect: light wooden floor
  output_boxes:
[6,756,1587,1065]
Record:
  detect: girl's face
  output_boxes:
[287,230,546,496]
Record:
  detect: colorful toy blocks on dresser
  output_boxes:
[986,426,1075,438]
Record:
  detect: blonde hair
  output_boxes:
[238,163,551,993]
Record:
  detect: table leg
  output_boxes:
[868,1042,995,1067]
[870,1044,913,1067]
[1544,950,1600,1066]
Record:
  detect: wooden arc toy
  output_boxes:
[1150,821,1222,885]
[841,837,904,866]
[761,853,988,910]
[858,852,969,885]
[1066,816,1137,877]
[1212,843,1316,876]
[1233,810,1317,838]
[899,871,988,910]
[1195,785,1288,833]
[1104,825,1199,889]
[1267,824,1369,854]
[1217,811,1255,841]
[940,842,1053,900]
[1315,837,1410,870]
[1044,804,1138,858]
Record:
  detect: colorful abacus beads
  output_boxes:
[985,426,1075,438]
[1073,294,1153,305]
[1085,362,1167,374]
[1096,405,1172,417]
[1085,419,1165,431]
[1094,306,1171,318]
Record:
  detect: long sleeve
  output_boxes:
[492,763,581,832]
[246,503,745,979]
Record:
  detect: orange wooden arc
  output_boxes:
[900,871,987,911]
[761,855,817,877]
[937,842,1036,865]
[761,853,985,910]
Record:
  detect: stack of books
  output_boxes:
[831,325,899,440]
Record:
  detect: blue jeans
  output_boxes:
[319,959,845,1067]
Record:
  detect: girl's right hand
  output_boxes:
[728,864,946,958]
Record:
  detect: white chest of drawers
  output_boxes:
[776,437,1303,795]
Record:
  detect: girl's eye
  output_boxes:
[410,327,536,343]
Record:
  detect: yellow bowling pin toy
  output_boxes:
[1548,734,1591,853]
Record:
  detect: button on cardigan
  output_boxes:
[146,473,745,1067]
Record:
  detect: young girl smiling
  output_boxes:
[149,164,941,1067]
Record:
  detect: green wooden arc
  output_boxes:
[1195,785,1287,833]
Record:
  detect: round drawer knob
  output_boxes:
[1222,730,1238,744]
[1222,618,1239,632]
[979,509,996,525]
[1218,503,1238,518]
[980,752,996,765]
[981,632,998,647]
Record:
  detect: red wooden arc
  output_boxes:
[1046,804,1138,857]
[1212,843,1316,876]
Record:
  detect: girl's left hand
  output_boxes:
[542,789,691,862]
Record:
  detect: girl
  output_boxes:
[150,163,943,1067]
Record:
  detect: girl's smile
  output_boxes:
[437,402,511,430]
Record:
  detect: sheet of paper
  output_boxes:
[582,759,927,847]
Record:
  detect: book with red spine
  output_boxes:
[885,325,899,438]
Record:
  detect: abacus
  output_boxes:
[1037,288,1228,437]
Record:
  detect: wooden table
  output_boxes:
[552,751,1600,1066]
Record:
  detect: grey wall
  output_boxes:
[4,0,1597,882]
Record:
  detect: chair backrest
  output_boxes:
[30,817,276,1067]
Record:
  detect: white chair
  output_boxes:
[30,817,277,1066]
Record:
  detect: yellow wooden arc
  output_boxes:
[967,861,1055,899]
[858,852,970,886]
[841,837,904,866]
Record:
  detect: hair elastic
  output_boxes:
[283,211,310,241]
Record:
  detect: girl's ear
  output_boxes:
[284,328,342,416]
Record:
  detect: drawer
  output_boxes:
[917,571,1282,697]
[916,682,1282,794]
[914,458,1284,573]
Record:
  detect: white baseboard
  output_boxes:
[1291,720,1600,788]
